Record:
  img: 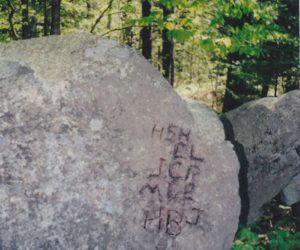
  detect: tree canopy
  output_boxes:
[0,0,298,111]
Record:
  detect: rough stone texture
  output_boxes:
[0,33,240,250]
[222,90,300,224]
[183,98,226,140]
[281,173,300,206]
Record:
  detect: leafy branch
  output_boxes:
[6,0,20,40]
[90,0,114,33]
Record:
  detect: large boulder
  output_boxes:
[281,173,300,206]
[222,90,300,224]
[0,33,240,249]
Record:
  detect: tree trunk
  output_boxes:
[222,53,248,112]
[121,0,133,46]
[222,74,247,112]
[260,73,272,97]
[87,0,92,18]
[170,45,174,85]
[30,0,38,37]
[161,5,174,86]
[44,0,49,36]
[260,85,269,97]
[50,0,61,35]
[107,14,112,29]
[157,46,161,71]
[140,0,152,60]
[222,61,247,112]
[21,0,30,39]
[223,68,239,112]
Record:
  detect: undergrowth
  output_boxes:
[231,197,300,250]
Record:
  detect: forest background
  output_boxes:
[0,0,299,113]
[0,0,299,248]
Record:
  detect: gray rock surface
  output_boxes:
[222,90,300,224]
[281,173,300,206]
[0,33,240,250]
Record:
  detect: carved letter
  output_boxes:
[178,127,191,143]
[185,165,200,181]
[152,124,164,139]
[165,124,178,143]
[183,183,195,202]
[148,158,166,179]
[169,161,183,180]
[173,142,187,160]
[186,208,204,225]
[167,180,183,203]
[143,206,164,230]
[190,145,204,162]
[139,184,162,202]
[166,209,183,236]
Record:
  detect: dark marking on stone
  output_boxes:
[167,180,183,202]
[186,208,204,225]
[1,112,14,122]
[178,127,191,143]
[172,142,187,160]
[1,127,16,136]
[185,165,200,181]
[17,144,32,163]
[152,124,164,139]
[141,123,210,236]
[165,124,177,143]
[166,209,183,236]
[139,184,162,202]
[264,128,272,135]
[158,206,164,230]
[183,183,195,202]
[60,124,71,133]
[295,145,300,156]
[143,206,164,230]
[168,161,183,180]
[190,145,204,162]
[148,158,166,179]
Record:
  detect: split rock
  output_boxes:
[0,33,240,250]
[222,90,300,223]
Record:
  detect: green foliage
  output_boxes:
[210,0,279,57]
[168,29,196,43]
[268,230,300,250]
[199,37,215,52]
[236,226,260,244]
[0,0,298,111]
[217,0,298,111]
[231,198,300,250]
[231,225,266,250]
[120,4,136,14]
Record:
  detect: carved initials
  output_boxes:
[148,158,166,179]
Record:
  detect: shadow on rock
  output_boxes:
[221,115,250,225]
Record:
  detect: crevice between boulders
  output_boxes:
[220,115,250,225]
